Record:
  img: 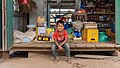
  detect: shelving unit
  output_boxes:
[84,0,115,30]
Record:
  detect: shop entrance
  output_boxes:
[3,0,120,52]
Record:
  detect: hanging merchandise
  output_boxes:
[18,0,37,13]
[19,0,28,4]
[13,0,20,11]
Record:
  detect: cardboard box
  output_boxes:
[36,27,46,35]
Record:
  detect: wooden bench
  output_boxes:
[1,41,120,59]
[11,41,120,51]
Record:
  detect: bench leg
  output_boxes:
[111,50,120,56]
[2,51,9,59]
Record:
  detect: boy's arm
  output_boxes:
[59,38,68,47]
[53,31,60,47]
[54,39,60,47]
[59,30,68,47]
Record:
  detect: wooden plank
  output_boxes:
[68,39,76,48]
[44,43,52,48]
[74,54,112,59]
[74,40,96,49]
[72,40,85,48]
[94,42,116,49]
[93,42,106,49]
[103,43,116,48]
[73,40,83,44]
[80,41,95,48]
[10,48,116,51]
[85,43,95,48]
[69,44,76,49]
[115,45,120,49]
[75,43,86,48]
[33,42,45,48]
[93,42,115,48]
[13,42,34,47]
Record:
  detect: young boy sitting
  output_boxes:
[52,20,71,64]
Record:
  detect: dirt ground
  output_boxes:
[0,53,120,68]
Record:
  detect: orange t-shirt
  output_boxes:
[53,30,68,42]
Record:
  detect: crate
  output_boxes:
[36,16,45,27]
[36,27,46,36]
[83,22,97,29]
[82,29,87,40]
[87,29,98,42]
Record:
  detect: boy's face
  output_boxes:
[57,23,64,32]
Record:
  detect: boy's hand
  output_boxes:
[58,46,64,51]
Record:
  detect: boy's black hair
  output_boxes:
[56,20,64,26]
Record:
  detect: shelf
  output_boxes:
[85,6,114,9]
[87,13,115,15]
[87,20,110,22]
[98,27,110,28]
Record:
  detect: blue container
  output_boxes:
[74,31,78,37]
[74,31,82,37]
[64,23,69,29]
[77,32,82,37]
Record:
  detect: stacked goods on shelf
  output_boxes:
[36,16,46,36]
[84,0,115,30]
[36,16,52,42]
[73,9,87,22]
[82,22,98,42]
[84,22,97,29]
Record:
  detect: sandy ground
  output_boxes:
[0,53,120,68]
